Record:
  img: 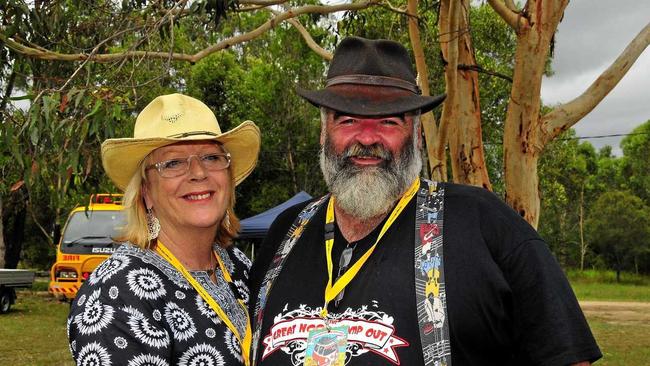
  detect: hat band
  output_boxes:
[166,131,219,138]
[325,74,421,94]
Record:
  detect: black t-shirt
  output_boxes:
[250,182,602,366]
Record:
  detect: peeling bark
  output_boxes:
[407,0,444,181]
[500,0,568,227]
[436,0,461,181]
[497,0,648,228]
[446,0,492,189]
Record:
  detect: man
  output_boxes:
[249,36,601,366]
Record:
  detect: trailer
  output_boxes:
[0,269,36,313]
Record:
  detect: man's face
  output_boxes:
[321,113,414,162]
[319,111,422,219]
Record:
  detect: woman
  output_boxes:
[67,93,260,366]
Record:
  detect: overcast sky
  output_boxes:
[540,0,650,156]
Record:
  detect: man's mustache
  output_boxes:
[341,143,393,161]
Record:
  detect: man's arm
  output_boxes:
[571,362,591,366]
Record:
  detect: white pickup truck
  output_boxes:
[0,269,35,313]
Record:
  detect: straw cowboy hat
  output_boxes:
[101,93,261,190]
[297,36,446,116]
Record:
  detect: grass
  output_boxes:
[0,271,648,365]
[567,269,649,286]
[31,277,50,292]
[588,320,650,365]
[0,291,74,365]
[571,282,650,302]
[568,270,650,302]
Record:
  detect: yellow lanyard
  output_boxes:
[155,241,252,366]
[321,178,420,318]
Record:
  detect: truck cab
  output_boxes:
[48,194,125,300]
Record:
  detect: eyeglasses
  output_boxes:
[334,243,357,307]
[146,153,231,178]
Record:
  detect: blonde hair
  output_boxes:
[119,157,240,249]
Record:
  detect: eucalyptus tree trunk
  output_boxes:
[436,0,460,181]
[3,192,27,269]
[500,0,566,227]
[0,196,5,268]
[443,0,492,189]
[425,0,491,189]
[407,0,445,181]
[579,185,586,271]
[490,0,650,227]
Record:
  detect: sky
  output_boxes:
[540,0,650,156]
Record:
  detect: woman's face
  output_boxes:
[143,141,231,237]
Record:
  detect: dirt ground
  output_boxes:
[579,301,650,326]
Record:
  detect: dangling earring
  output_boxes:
[146,208,160,240]
[223,211,231,229]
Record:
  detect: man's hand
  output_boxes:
[571,362,591,366]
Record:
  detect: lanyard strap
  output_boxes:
[321,178,420,318]
[155,241,252,366]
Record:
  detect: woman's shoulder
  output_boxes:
[78,243,192,302]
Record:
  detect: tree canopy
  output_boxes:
[1,0,649,272]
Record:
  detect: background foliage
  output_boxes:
[1,0,648,277]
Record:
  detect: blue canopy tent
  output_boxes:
[238,191,312,240]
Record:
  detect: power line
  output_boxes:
[480,131,650,146]
[556,131,649,141]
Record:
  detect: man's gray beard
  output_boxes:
[320,137,422,220]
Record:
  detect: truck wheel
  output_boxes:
[0,291,12,313]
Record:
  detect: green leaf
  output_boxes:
[74,89,86,109]
[112,104,123,120]
[29,124,39,145]
[9,142,25,169]
[9,94,34,101]
[80,120,90,139]
[42,95,54,125]
[70,150,80,173]
[86,99,103,118]
[89,119,98,136]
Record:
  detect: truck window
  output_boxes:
[61,211,126,254]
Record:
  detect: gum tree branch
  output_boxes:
[0,1,380,64]
[379,2,410,16]
[504,0,518,12]
[486,0,526,31]
[540,21,650,145]
[270,9,332,60]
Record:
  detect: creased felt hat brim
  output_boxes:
[296,86,446,116]
[101,120,260,191]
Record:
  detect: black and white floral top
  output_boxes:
[67,242,251,366]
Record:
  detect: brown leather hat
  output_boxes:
[297,36,445,116]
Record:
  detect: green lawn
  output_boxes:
[571,282,650,302]
[588,320,650,366]
[0,291,74,365]
[568,269,650,302]
[1,273,649,365]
